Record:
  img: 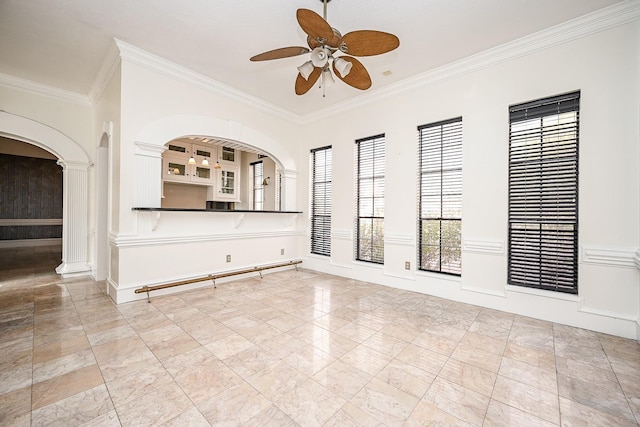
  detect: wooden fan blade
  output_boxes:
[295,67,322,95]
[250,46,310,62]
[332,56,371,90]
[297,9,334,43]
[341,30,400,56]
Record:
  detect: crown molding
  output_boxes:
[0,72,90,106]
[89,41,122,104]
[113,39,303,124]
[301,0,640,123]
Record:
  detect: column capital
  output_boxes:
[135,140,167,157]
[57,159,91,171]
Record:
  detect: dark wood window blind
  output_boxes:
[508,91,580,293]
[310,146,332,256]
[418,117,463,275]
[355,135,385,264]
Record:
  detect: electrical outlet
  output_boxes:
[405,261,410,270]
[281,248,285,255]
[226,254,231,263]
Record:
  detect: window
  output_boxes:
[310,146,332,256]
[355,134,385,264]
[251,161,264,210]
[418,118,463,275]
[508,91,580,294]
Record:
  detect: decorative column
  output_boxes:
[55,160,91,277]
[134,141,166,208]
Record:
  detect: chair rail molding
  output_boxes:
[581,245,639,269]
[462,238,505,255]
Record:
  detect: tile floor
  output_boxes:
[1,245,639,426]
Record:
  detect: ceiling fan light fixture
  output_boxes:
[310,47,329,67]
[333,57,352,78]
[322,68,335,86]
[297,61,314,80]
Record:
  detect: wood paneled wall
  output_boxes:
[0,154,63,240]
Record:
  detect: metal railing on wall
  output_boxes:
[134,260,302,302]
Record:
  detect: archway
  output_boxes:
[0,111,91,277]
[133,114,298,210]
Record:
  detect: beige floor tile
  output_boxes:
[243,403,298,427]
[422,376,490,426]
[32,335,90,364]
[273,377,346,426]
[31,384,114,427]
[508,324,555,352]
[340,344,393,376]
[32,364,103,410]
[557,373,635,422]
[246,360,308,402]
[412,329,459,356]
[324,402,387,427]
[396,343,449,376]
[484,399,558,427]
[171,355,243,404]
[503,341,556,370]
[92,336,157,382]
[0,386,31,426]
[105,361,175,409]
[492,375,560,425]
[451,341,504,373]
[158,406,210,426]
[312,331,360,358]
[375,358,435,399]
[221,344,281,378]
[283,343,335,376]
[405,400,474,427]
[439,358,497,397]
[313,358,372,400]
[115,382,194,427]
[0,350,32,395]
[205,332,255,359]
[559,396,638,427]
[499,356,557,394]
[286,321,331,344]
[351,377,421,426]
[197,380,271,425]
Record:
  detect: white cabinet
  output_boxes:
[214,166,240,201]
[162,142,241,201]
[163,156,214,185]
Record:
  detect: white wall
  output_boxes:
[106,45,306,302]
[301,21,640,339]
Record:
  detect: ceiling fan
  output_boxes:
[250,0,399,96]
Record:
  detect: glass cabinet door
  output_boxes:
[192,165,212,183]
[163,158,190,182]
[216,166,240,200]
[221,170,235,194]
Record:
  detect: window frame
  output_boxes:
[417,117,463,276]
[355,134,385,264]
[310,146,332,257]
[508,91,580,294]
[250,160,264,211]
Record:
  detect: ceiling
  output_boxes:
[0,0,626,117]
